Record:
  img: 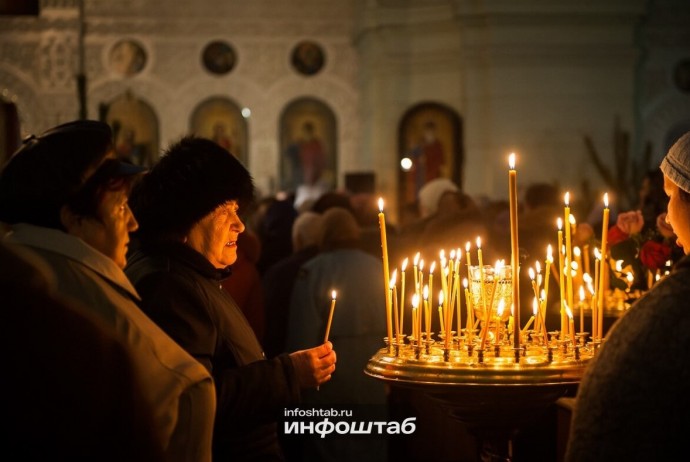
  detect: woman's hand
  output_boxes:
[616,210,644,235]
[289,341,337,389]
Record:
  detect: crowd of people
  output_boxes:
[1,119,689,461]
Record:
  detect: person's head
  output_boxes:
[130,136,254,268]
[0,120,144,268]
[524,182,560,211]
[319,207,360,252]
[417,178,458,219]
[292,211,323,252]
[660,131,690,254]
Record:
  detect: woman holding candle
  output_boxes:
[121,137,336,461]
[566,131,690,461]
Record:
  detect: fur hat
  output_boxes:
[0,120,143,228]
[130,136,254,242]
[660,131,690,194]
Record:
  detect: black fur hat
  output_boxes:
[130,136,254,243]
[0,120,142,229]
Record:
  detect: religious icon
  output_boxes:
[109,39,147,77]
[290,41,325,76]
[202,41,237,75]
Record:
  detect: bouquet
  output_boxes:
[607,210,682,291]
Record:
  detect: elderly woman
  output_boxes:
[0,120,216,462]
[125,136,336,461]
[565,131,690,461]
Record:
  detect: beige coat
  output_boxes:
[6,224,216,462]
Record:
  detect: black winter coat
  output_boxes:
[126,241,301,461]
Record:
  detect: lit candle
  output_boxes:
[400,258,408,334]
[463,278,473,341]
[528,267,540,301]
[557,218,566,339]
[390,270,399,340]
[578,285,585,334]
[423,284,430,341]
[592,248,601,339]
[583,244,591,276]
[597,193,610,340]
[477,236,487,316]
[411,293,420,346]
[565,304,575,345]
[573,245,583,293]
[438,290,445,333]
[428,261,436,320]
[324,290,337,342]
[465,241,473,284]
[378,198,392,351]
[508,153,521,353]
[543,245,553,324]
[564,192,574,332]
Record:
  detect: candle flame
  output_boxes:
[583,273,592,284]
[412,293,420,308]
[463,277,468,288]
[508,153,516,170]
[390,269,397,287]
[497,299,505,315]
[438,290,444,305]
[569,214,576,225]
[423,285,429,300]
[419,259,425,271]
[579,285,585,301]
[495,260,504,271]
[626,272,634,283]
[604,193,609,208]
[564,192,570,206]
[429,261,436,274]
[594,248,601,259]
[573,246,581,257]
[449,249,456,260]
[331,290,337,300]
[414,252,420,266]
[528,267,535,280]
[565,304,573,319]
[378,197,384,212]
[557,217,563,230]
[455,248,462,262]
[532,297,539,315]
[439,249,446,261]
[535,261,541,273]
[476,236,482,249]
[615,260,623,272]
[402,258,408,271]
[465,241,471,252]
[547,244,553,261]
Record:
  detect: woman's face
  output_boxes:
[663,175,690,254]
[186,201,245,268]
[69,188,138,268]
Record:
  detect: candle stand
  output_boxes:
[366,335,593,461]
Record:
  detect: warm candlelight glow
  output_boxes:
[509,152,516,170]
[429,261,436,274]
[604,193,609,208]
[529,267,536,280]
[324,290,338,343]
[332,290,337,300]
[402,258,408,272]
[414,252,420,267]
[378,197,384,212]
[564,192,570,206]
[390,270,397,287]
[557,217,563,230]
[438,290,444,305]
[476,236,482,249]
[547,245,553,262]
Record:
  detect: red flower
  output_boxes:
[639,240,672,270]
[607,225,630,246]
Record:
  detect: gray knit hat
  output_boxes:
[660,131,690,193]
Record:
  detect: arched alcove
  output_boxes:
[397,102,463,219]
[190,96,248,165]
[278,97,337,195]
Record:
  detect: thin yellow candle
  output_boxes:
[324,290,337,343]
[592,249,601,339]
[400,258,408,334]
[565,304,575,345]
[423,285,430,341]
[557,218,566,339]
[573,245,583,293]
[543,245,553,322]
[578,285,585,334]
[390,270,399,340]
[428,261,436,324]
[528,267,540,301]
[378,198,392,351]
[493,299,505,346]
[597,193,610,340]
[418,259,425,307]
[477,236,487,315]
[440,261,449,321]
[481,260,503,350]
[455,254,462,337]
[411,294,419,346]
[583,244,591,276]
[413,251,420,305]
[508,153,520,352]
[438,290,445,333]
[564,192,574,331]
[463,278,473,340]
[465,241,473,284]
[521,297,537,335]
